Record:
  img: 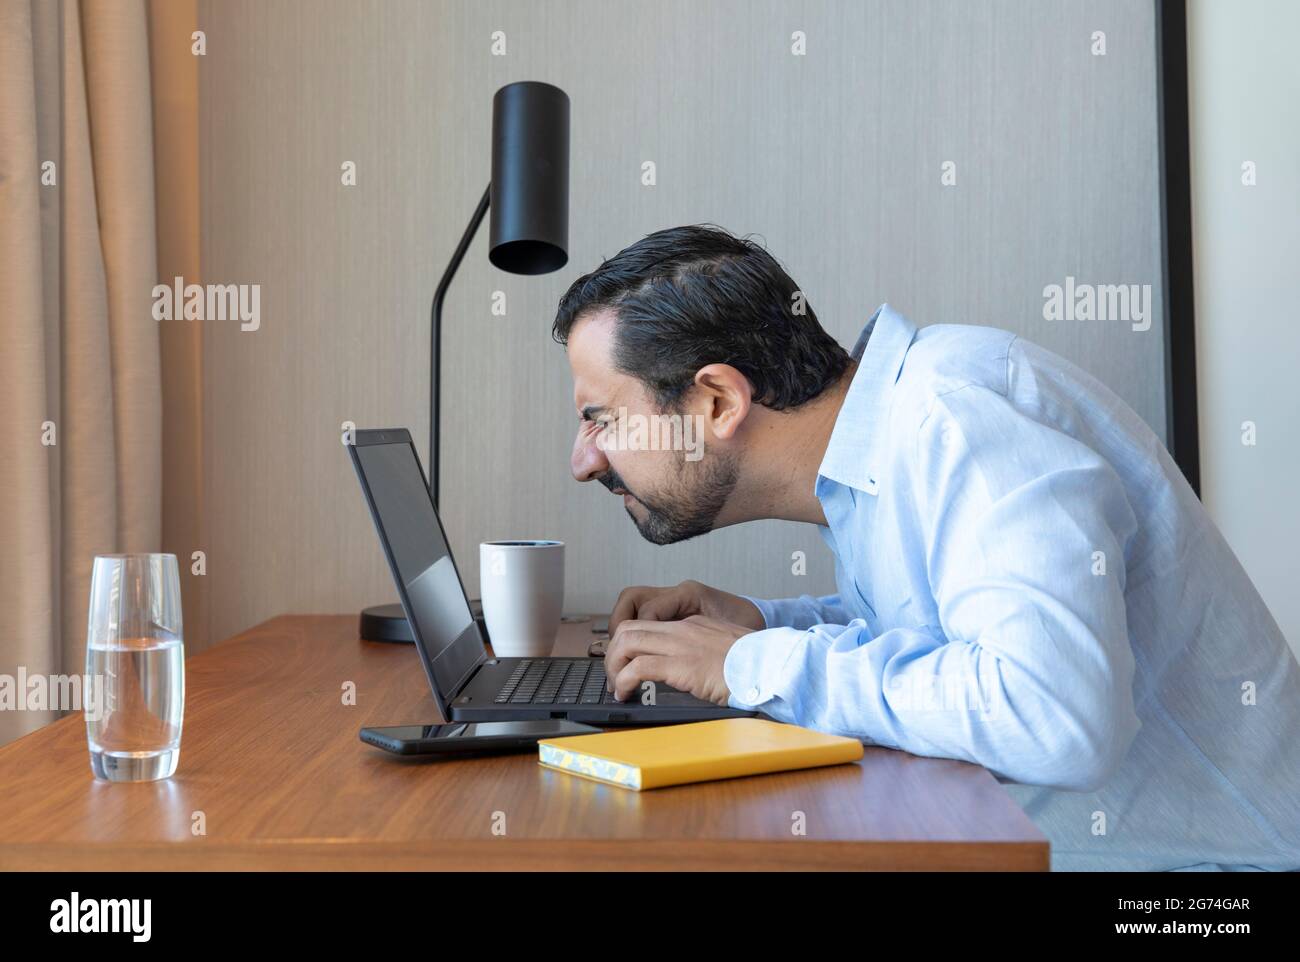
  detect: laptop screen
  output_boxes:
[352,437,484,703]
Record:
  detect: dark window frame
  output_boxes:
[1157,0,1201,496]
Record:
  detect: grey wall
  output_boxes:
[198,0,1167,642]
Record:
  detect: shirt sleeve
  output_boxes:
[739,593,851,631]
[723,385,1143,792]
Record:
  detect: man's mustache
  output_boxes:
[598,471,632,499]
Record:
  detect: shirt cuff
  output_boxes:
[723,626,808,712]
[739,594,787,631]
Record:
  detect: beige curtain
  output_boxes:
[0,0,162,746]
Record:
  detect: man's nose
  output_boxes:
[571,429,609,482]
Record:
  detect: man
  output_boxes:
[555,224,1300,872]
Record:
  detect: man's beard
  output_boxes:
[599,451,739,546]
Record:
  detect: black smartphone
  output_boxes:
[359,719,602,756]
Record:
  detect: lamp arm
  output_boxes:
[429,184,491,508]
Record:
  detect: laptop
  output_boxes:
[347,428,756,724]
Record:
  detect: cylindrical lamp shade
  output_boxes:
[489,81,570,275]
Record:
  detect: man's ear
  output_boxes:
[692,364,752,440]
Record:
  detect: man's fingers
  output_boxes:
[634,587,695,624]
[612,654,676,702]
[609,581,706,634]
[603,619,680,689]
[609,586,653,635]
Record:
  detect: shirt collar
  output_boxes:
[816,303,918,496]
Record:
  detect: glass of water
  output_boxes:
[84,554,185,781]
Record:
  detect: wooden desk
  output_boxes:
[0,615,1048,870]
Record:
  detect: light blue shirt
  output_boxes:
[726,304,1300,871]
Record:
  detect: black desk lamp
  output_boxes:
[361,80,570,643]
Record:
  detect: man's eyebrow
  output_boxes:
[579,404,608,421]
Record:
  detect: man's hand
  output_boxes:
[604,615,754,706]
[609,580,765,636]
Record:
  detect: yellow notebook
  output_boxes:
[537,718,864,790]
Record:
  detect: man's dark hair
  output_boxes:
[552,224,851,411]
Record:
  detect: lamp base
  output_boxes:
[359,603,413,643]
[359,600,490,644]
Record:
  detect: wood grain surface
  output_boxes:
[0,615,1048,870]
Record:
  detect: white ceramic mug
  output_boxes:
[479,540,565,657]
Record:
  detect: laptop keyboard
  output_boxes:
[495,659,632,705]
